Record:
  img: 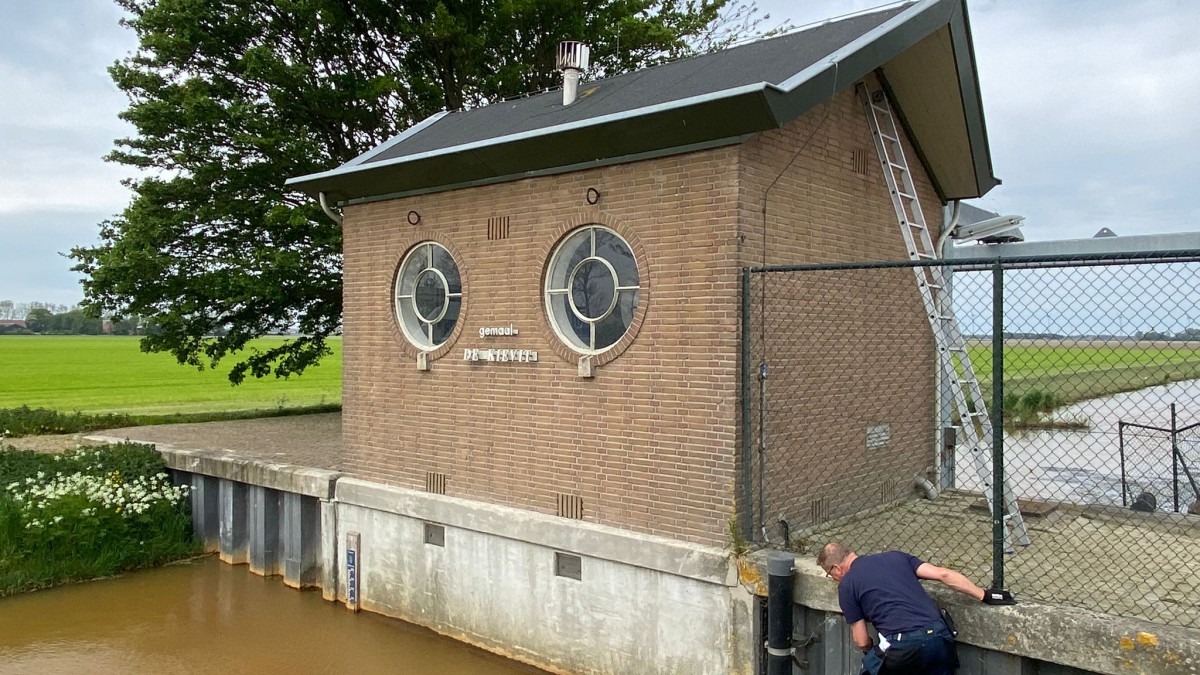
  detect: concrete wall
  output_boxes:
[332,477,754,675]
[144,442,1200,675]
[753,552,1200,675]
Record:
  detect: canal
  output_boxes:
[0,555,551,675]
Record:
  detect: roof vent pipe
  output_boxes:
[557,41,590,106]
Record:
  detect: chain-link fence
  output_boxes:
[741,252,1200,627]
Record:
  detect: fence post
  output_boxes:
[1172,403,1180,512]
[740,267,753,540]
[991,260,1005,590]
[1118,421,1127,507]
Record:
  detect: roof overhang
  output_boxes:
[287,0,997,205]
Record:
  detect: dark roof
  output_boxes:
[289,0,996,204]
[365,7,907,164]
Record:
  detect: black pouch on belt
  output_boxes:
[939,606,957,637]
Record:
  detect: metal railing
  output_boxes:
[740,251,1200,627]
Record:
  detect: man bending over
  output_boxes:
[818,542,1014,674]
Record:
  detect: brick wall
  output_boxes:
[342,149,743,547]
[736,75,943,534]
[340,75,945,547]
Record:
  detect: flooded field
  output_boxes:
[956,379,1200,512]
[0,556,550,675]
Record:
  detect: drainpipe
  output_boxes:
[766,551,795,675]
[936,199,961,257]
[934,200,961,490]
[319,192,343,226]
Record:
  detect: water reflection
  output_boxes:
[0,556,549,675]
[956,379,1200,511]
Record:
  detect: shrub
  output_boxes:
[0,443,199,595]
[0,406,136,438]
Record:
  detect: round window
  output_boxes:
[544,226,640,354]
[395,242,462,349]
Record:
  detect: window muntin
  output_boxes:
[545,226,640,354]
[395,242,462,349]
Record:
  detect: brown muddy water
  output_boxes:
[0,556,551,675]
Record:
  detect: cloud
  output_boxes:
[0,208,107,306]
[956,1,1200,239]
[0,1,136,215]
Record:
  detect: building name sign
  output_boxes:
[465,323,536,363]
[479,324,519,338]
[464,348,538,363]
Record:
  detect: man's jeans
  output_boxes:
[859,624,958,675]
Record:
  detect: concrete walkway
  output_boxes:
[3,413,342,472]
[88,413,344,471]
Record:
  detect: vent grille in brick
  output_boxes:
[557,494,584,519]
[487,216,510,240]
[852,148,870,176]
[426,472,447,494]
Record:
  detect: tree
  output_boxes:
[24,308,52,334]
[71,0,776,383]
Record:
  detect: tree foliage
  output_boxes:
[72,0,778,383]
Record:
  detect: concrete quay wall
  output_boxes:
[750,552,1200,675]
[102,439,1200,675]
[105,441,755,675]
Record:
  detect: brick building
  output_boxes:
[288,2,999,671]
[291,0,997,549]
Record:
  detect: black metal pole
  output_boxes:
[741,268,753,540]
[1173,404,1180,512]
[991,260,1005,590]
[766,552,795,675]
[1119,422,1127,507]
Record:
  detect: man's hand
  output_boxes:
[982,588,1016,605]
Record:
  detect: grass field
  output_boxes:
[968,341,1200,406]
[0,335,341,415]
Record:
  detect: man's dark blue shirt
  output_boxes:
[838,550,942,636]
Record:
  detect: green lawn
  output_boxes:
[0,335,341,415]
[968,343,1200,406]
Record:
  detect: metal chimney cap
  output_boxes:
[557,41,590,71]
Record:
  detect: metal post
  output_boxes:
[991,260,1005,590]
[1173,404,1180,512]
[1119,422,1127,507]
[766,552,795,675]
[758,358,768,542]
[741,268,754,540]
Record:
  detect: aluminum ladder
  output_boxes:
[856,82,1030,550]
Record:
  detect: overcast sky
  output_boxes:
[1,0,1198,306]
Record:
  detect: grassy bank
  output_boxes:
[0,335,341,415]
[0,402,341,438]
[0,443,199,595]
[968,343,1200,408]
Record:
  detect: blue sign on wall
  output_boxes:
[347,548,358,605]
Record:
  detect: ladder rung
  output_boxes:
[880,131,900,143]
[913,252,935,260]
[888,161,907,171]
[897,190,916,199]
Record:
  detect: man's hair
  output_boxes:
[817,542,852,568]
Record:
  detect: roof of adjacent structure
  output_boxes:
[289,0,998,204]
